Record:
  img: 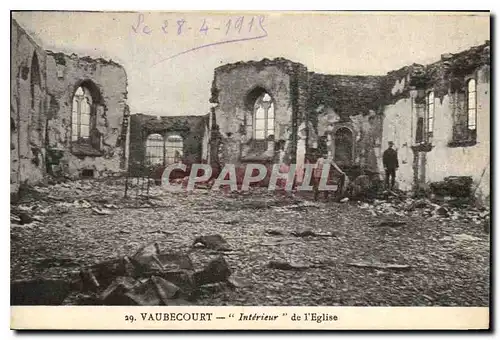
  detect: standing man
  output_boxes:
[383,141,399,191]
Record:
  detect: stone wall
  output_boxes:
[209,41,490,204]
[11,19,130,195]
[381,42,490,204]
[128,113,209,175]
[45,52,129,179]
[11,20,48,193]
[307,74,385,175]
[210,58,308,166]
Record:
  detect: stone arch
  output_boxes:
[244,86,272,111]
[72,79,103,104]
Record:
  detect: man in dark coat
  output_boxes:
[382,141,399,190]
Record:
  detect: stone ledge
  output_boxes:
[411,143,434,152]
[447,140,477,148]
[71,143,103,157]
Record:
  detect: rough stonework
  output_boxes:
[45,51,129,179]
[307,74,386,175]
[9,12,491,316]
[10,19,129,196]
[381,41,490,204]
[209,41,490,203]
[11,20,48,193]
[209,58,308,166]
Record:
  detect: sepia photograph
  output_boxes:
[9,9,491,330]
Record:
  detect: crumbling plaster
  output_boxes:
[11,19,129,194]
[381,44,490,203]
[45,51,129,178]
[210,58,308,166]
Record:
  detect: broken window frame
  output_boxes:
[145,133,165,166]
[71,86,93,144]
[165,133,184,165]
[253,92,275,140]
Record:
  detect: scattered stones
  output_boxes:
[221,220,239,225]
[103,204,119,209]
[407,198,432,210]
[430,176,473,198]
[16,242,238,306]
[11,211,34,225]
[291,230,336,238]
[483,218,490,234]
[267,261,310,271]
[358,195,489,230]
[435,206,450,217]
[265,229,285,236]
[91,207,112,215]
[10,214,21,224]
[100,275,187,306]
[35,257,80,268]
[193,256,232,286]
[193,234,232,251]
[227,275,250,288]
[452,234,482,242]
[347,261,411,271]
[375,220,407,228]
[261,239,299,246]
[11,278,76,305]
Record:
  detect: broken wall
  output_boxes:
[308,73,385,174]
[45,51,129,178]
[128,113,209,175]
[425,64,490,204]
[11,20,48,193]
[210,58,308,166]
[381,42,490,203]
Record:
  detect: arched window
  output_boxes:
[30,52,41,110]
[426,91,434,137]
[253,92,274,140]
[165,134,183,164]
[71,86,92,142]
[467,79,477,131]
[145,134,164,165]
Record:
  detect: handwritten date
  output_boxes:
[132,14,267,37]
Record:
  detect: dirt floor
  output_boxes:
[10,178,490,306]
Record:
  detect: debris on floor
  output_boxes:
[10,180,489,306]
[267,261,311,271]
[347,261,411,271]
[193,234,232,251]
[11,242,238,306]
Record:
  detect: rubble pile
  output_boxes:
[430,176,473,198]
[11,242,234,306]
[10,177,490,306]
[358,196,490,231]
[10,179,173,228]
